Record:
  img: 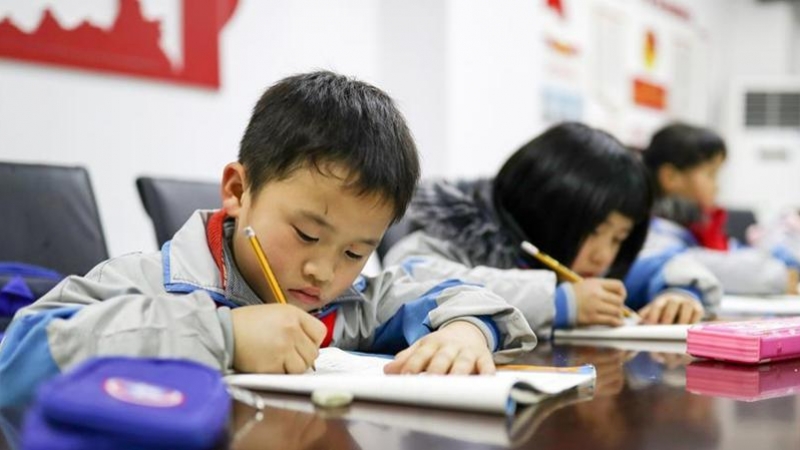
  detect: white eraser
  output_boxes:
[311,389,354,408]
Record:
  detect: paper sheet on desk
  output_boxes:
[555,338,688,354]
[225,348,596,415]
[553,319,692,341]
[719,295,800,315]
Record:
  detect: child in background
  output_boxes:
[643,123,799,295]
[749,209,800,283]
[0,71,537,406]
[384,122,721,337]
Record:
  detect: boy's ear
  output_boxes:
[657,164,683,195]
[221,162,247,217]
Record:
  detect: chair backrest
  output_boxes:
[726,208,758,244]
[0,162,109,276]
[136,176,221,248]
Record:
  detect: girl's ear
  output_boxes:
[657,164,684,195]
[221,162,247,217]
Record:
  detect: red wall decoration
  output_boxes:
[0,0,238,89]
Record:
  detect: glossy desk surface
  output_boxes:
[3,342,799,450]
[226,342,800,450]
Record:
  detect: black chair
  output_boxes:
[136,176,221,248]
[0,162,109,277]
[726,208,757,244]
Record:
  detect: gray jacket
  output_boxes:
[384,180,723,336]
[386,231,557,337]
[646,217,789,295]
[0,211,536,406]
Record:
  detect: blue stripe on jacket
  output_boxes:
[0,306,80,407]
[161,241,238,309]
[371,279,501,355]
[623,247,686,310]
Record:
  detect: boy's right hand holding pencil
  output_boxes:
[231,304,326,374]
[232,226,326,374]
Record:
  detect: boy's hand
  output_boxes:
[573,278,626,327]
[383,321,496,375]
[231,304,327,374]
[638,293,704,324]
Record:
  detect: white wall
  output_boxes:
[714,0,800,222]
[0,0,793,259]
[432,0,724,179]
[0,0,384,257]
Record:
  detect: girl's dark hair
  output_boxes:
[493,122,653,279]
[239,71,420,222]
[643,123,726,196]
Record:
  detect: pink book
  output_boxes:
[686,359,800,401]
[687,317,800,364]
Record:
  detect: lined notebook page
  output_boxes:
[311,348,390,375]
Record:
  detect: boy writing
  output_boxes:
[0,71,536,406]
[643,122,799,295]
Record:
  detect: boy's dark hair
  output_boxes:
[493,122,653,279]
[239,71,420,222]
[643,123,726,194]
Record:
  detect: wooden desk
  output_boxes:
[2,343,798,450]
[229,343,800,450]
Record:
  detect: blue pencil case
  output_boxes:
[22,357,230,450]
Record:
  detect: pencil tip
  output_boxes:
[244,226,255,237]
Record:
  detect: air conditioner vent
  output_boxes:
[745,91,800,128]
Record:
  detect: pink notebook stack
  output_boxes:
[687,317,800,364]
[686,359,800,401]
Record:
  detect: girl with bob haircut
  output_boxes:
[384,122,721,336]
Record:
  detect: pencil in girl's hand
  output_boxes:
[244,226,287,305]
[520,241,581,283]
[520,241,638,320]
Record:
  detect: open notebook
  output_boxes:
[225,348,595,415]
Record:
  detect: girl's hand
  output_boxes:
[573,278,627,327]
[638,293,704,324]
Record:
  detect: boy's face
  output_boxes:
[660,153,725,210]
[222,162,394,312]
[571,211,633,278]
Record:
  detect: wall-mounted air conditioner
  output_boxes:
[720,77,800,223]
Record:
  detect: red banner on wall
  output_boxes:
[0,0,238,89]
[633,77,667,110]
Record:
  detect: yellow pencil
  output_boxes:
[244,226,287,305]
[520,241,638,319]
[245,226,317,371]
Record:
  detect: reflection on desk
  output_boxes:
[5,342,800,450]
[231,387,593,450]
[687,358,800,402]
